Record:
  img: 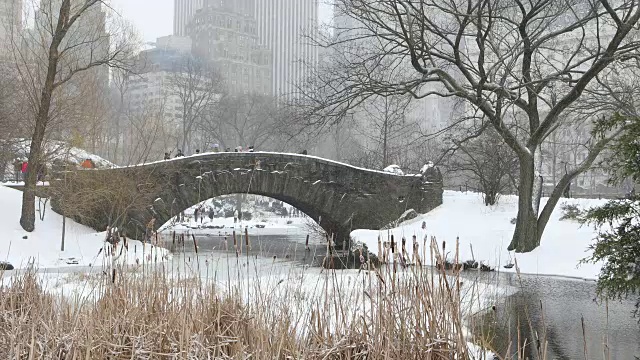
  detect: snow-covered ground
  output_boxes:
[7,139,115,168]
[0,185,169,269]
[352,191,607,280]
[159,195,313,237]
[160,216,308,237]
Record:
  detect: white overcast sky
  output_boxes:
[110,0,334,43]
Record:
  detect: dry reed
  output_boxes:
[0,238,535,359]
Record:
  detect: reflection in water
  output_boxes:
[167,234,640,359]
[162,232,329,268]
[476,274,640,360]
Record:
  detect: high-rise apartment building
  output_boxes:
[174,0,319,98]
[255,0,318,97]
[174,0,205,36]
[188,1,272,95]
[0,0,21,54]
[128,38,193,128]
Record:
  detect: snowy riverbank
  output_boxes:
[352,190,607,280]
[0,185,170,269]
[160,216,309,237]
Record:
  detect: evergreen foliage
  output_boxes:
[581,113,640,316]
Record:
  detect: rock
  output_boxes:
[22,235,27,239]
[480,263,494,272]
[463,260,479,270]
[0,262,14,270]
[436,259,462,271]
[322,248,381,270]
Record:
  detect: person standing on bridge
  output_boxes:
[81,159,94,169]
[164,152,170,160]
[175,149,184,157]
[21,160,28,180]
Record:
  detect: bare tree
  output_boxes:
[109,67,130,164]
[356,95,417,168]
[122,98,177,165]
[0,67,29,181]
[168,55,222,154]
[300,0,640,252]
[200,94,280,151]
[11,0,137,231]
[447,127,518,205]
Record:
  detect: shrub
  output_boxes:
[559,203,582,221]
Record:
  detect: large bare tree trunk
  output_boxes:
[20,44,59,231]
[509,153,540,252]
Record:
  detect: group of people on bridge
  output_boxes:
[162,145,309,161]
[163,144,257,161]
[2,157,97,183]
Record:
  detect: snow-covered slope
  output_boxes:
[10,139,115,169]
[0,185,168,269]
[352,191,607,279]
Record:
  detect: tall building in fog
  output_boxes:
[174,0,205,36]
[0,0,21,54]
[128,38,193,127]
[255,0,318,98]
[188,1,272,95]
[174,0,319,98]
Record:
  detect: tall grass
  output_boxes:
[0,236,523,359]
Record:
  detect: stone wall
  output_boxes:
[51,153,443,245]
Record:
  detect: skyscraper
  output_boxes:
[188,1,272,95]
[255,0,318,98]
[0,0,21,54]
[174,0,205,36]
[174,0,319,98]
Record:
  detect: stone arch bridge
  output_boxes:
[52,153,443,246]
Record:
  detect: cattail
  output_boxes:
[192,234,198,255]
[390,235,395,254]
[233,231,239,257]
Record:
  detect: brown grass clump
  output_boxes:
[0,240,499,359]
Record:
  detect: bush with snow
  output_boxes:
[559,203,583,221]
[383,164,404,175]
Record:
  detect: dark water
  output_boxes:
[169,234,640,359]
[163,232,330,267]
[472,273,640,359]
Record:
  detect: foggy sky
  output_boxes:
[110,0,334,43]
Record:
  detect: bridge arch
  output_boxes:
[54,152,443,246]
